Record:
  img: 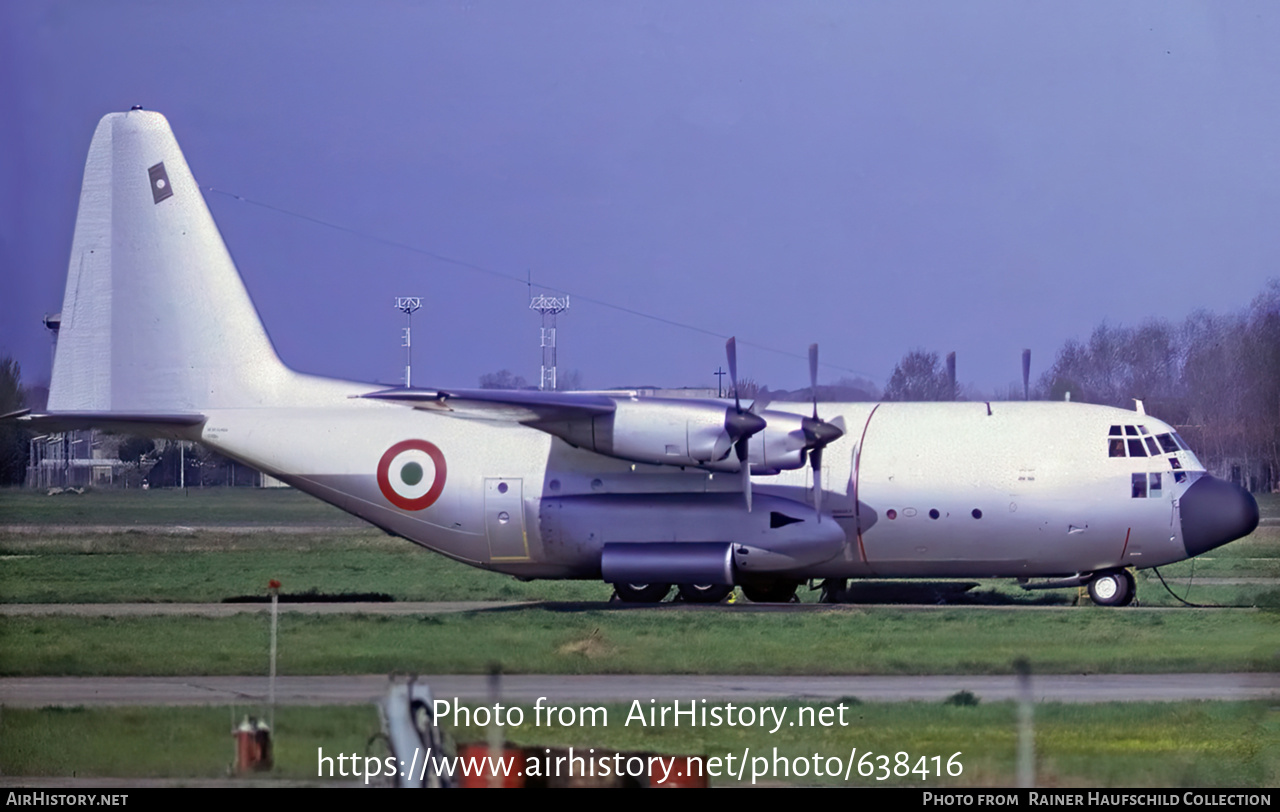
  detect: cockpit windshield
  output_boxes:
[1107,425,1203,469]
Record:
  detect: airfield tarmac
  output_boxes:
[4,672,1277,707]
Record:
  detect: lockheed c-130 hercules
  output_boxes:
[12,110,1260,607]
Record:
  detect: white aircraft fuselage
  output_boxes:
[199,397,1234,582]
[20,110,1259,606]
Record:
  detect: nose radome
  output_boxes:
[1180,475,1260,557]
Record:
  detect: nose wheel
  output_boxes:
[1086,569,1135,607]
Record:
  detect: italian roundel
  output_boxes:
[377,440,447,511]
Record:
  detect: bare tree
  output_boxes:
[883,350,950,401]
[555,369,583,391]
[728,376,761,400]
[1037,280,1280,490]
[0,357,29,485]
[478,370,529,390]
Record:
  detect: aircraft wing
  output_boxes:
[357,386,834,502]
[357,387,617,424]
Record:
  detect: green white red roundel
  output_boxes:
[377,440,447,511]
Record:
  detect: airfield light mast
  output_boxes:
[394,297,422,388]
[529,294,569,391]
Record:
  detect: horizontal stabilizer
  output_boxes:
[8,410,206,437]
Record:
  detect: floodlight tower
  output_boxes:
[529,294,569,391]
[394,297,422,388]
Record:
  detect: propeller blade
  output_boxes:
[802,342,843,520]
[946,351,957,401]
[1022,349,1031,401]
[811,447,823,520]
[724,337,763,512]
[809,343,820,419]
[711,431,734,462]
[748,385,773,414]
[726,337,740,411]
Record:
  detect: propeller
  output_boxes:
[946,351,957,401]
[724,337,766,512]
[800,343,846,520]
[1022,349,1031,401]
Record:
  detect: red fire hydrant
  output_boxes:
[234,716,273,772]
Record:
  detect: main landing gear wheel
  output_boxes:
[741,581,799,603]
[677,583,734,604]
[1086,569,1135,607]
[612,583,672,603]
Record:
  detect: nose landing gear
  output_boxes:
[1086,569,1136,607]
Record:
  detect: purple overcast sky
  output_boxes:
[2,2,1278,396]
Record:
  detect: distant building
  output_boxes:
[27,430,124,489]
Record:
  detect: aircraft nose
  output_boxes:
[1179,475,1259,557]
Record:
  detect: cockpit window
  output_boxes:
[1110,425,1185,460]
[1131,471,1171,498]
[1170,432,1206,469]
[1131,473,1147,498]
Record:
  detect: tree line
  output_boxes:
[881,280,1279,491]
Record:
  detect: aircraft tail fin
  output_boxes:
[48,110,295,414]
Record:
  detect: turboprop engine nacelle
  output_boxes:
[705,409,813,474]
[539,399,823,474]
[539,398,751,467]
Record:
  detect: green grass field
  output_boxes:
[2,487,1276,786]
[0,487,363,525]
[2,486,1276,679]
[3,606,1276,676]
[2,488,1276,608]
[0,530,613,603]
[2,701,1275,786]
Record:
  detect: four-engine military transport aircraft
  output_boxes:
[10,110,1260,606]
